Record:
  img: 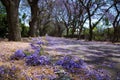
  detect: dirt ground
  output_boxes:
[0,37,120,79]
[0,38,55,79]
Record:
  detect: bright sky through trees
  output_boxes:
[18,0,116,28]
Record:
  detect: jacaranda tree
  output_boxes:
[1,0,21,41]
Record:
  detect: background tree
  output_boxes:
[67,0,87,39]
[112,0,120,42]
[1,0,21,41]
[104,0,120,42]
[27,0,39,37]
[52,0,72,37]
[37,0,54,36]
[79,0,112,41]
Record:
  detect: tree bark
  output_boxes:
[88,9,93,41]
[89,28,93,41]
[71,27,75,38]
[78,27,83,40]
[66,28,69,37]
[1,0,21,41]
[28,0,39,37]
[112,1,120,42]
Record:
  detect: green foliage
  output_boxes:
[20,23,29,37]
[93,26,105,41]
[93,25,115,41]
[0,14,8,38]
[47,26,55,36]
[19,12,29,37]
[103,28,114,40]
[94,35,105,41]
[0,13,29,38]
[104,18,109,25]
[0,1,8,38]
[22,13,27,21]
[68,28,73,35]
[103,17,111,27]
[24,50,31,56]
[39,47,44,55]
[84,28,89,35]
[43,22,65,37]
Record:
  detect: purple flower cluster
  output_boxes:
[10,38,51,66]
[56,55,87,73]
[25,38,51,66]
[10,50,26,60]
[96,69,111,80]
[30,37,44,55]
[11,37,44,58]
[0,66,19,79]
[86,69,111,80]
[56,55,111,80]
[26,54,51,66]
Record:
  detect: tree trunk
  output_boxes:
[113,26,119,42]
[87,8,93,41]
[71,27,75,38]
[66,28,69,37]
[1,0,21,41]
[77,27,83,40]
[29,19,37,37]
[57,24,61,37]
[88,18,93,41]
[28,0,39,37]
[89,28,93,41]
[112,12,119,42]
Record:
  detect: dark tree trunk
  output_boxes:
[29,19,37,37]
[88,12,93,41]
[78,27,83,40]
[57,24,61,37]
[107,28,110,40]
[89,28,93,41]
[66,28,69,37]
[1,0,21,41]
[112,1,120,42]
[71,27,75,38]
[112,13,119,42]
[113,26,119,42]
[78,29,81,40]
[28,0,39,37]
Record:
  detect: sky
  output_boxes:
[19,0,31,26]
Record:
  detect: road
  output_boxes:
[45,36,120,79]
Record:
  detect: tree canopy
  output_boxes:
[0,0,120,42]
